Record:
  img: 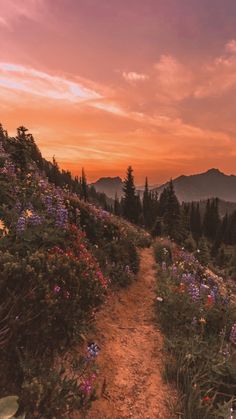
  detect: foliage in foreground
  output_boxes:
[154,240,236,419]
[0,132,150,417]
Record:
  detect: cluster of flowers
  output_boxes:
[0,159,16,177]
[39,180,69,229]
[16,207,43,234]
[159,245,236,347]
[168,250,223,305]
[77,197,150,245]
[0,142,15,177]
[49,226,108,290]
[79,342,101,397]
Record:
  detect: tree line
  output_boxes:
[117,166,236,271]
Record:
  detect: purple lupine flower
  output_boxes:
[16,215,26,233]
[56,206,68,228]
[29,213,42,226]
[15,200,22,213]
[229,324,236,345]
[44,195,56,216]
[87,342,100,358]
[188,283,200,302]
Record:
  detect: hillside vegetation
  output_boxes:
[154,239,236,418]
[0,125,150,418]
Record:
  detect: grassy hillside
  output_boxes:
[154,239,236,418]
[0,126,150,418]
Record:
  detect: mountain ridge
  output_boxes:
[153,168,236,202]
[92,168,236,203]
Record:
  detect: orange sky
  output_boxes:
[1,0,236,183]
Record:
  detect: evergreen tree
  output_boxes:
[230,246,236,278]
[135,193,143,225]
[216,245,228,268]
[158,187,168,217]
[190,202,202,241]
[184,234,197,252]
[181,203,191,240]
[203,198,220,241]
[227,211,236,245]
[50,156,61,185]
[13,126,29,172]
[122,166,138,223]
[114,193,121,216]
[81,168,88,202]
[220,213,230,244]
[143,177,152,228]
[162,180,182,242]
[197,237,211,266]
[151,217,162,237]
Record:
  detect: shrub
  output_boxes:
[153,240,172,266]
[155,241,236,418]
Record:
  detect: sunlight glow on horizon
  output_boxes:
[1,0,236,183]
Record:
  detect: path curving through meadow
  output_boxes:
[76,248,176,419]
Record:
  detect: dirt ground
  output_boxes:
[73,248,177,419]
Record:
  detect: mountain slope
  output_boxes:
[91,177,123,199]
[153,168,236,202]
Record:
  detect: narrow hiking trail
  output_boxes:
[76,248,177,419]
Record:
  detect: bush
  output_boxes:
[153,240,172,266]
[155,241,236,418]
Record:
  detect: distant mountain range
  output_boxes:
[153,168,236,203]
[91,177,123,199]
[92,169,236,204]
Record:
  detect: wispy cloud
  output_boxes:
[154,55,194,101]
[194,48,236,98]
[92,101,127,116]
[225,39,236,54]
[0,62,133,118]
[0,62,101,102]
[0,0,45,27]
[122,71,149,82]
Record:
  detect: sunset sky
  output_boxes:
[1,0,236,183]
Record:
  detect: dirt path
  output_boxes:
[76,248,176,419]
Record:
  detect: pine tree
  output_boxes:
[13,126,29,172]
[135,193,143,225]
[203,198,220,241]
[122,166,138,224]
[230,246,236,278]
[162,180,182,242]
[190,202,202,241]
[216,245,228,268]
[197,237,211,266]
[143,177,152,228]
[158,187,168,217]
[81,168,88,202]
[227,211,236,245]
[114,193,121,216]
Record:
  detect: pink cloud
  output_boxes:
[0,0,45,27]
[225,39,236,54]
[154,55,194,101]
[122,71,149,82]
[194,54,236,98]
